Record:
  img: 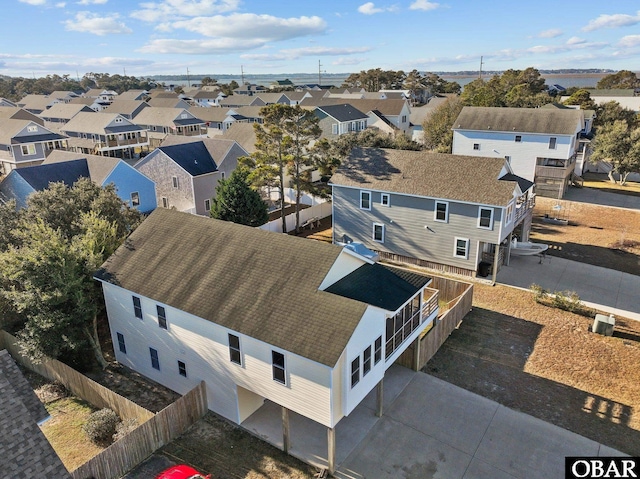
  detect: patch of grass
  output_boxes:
[41,397,105,471]
[582,173,640,197]
[531,284,596,317]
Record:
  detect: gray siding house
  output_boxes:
[330,148,535,279]
[313,104,368,139]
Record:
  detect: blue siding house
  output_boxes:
[0,151,156,212]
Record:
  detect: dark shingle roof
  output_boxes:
[158,141,218,176]
[325,263,429,311]
[95,209,370,366]
[453,106,583,135]
[330,148,518,206]
[500,173,534,193]
[16,159,90,190]
[317,104,368,122]
[0,350,70,479]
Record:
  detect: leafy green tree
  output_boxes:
[595,101,638,130]
[461,68,549,107]
[596,70,640,90]
[563,89,596,110]
[590,120,640,185]
[342,69,406,91]
[200,76,217,86]
[0,179,142,369]
[422,97,464,153]
[210,168,268,226]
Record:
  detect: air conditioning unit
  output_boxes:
[592,314,615,336]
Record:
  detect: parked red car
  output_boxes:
[156,464,211,479]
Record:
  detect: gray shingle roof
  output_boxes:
[62,112,143,135]
[316,104,368,122]
[222,123,257,153]
[95,209,370,367]
[330,148,518,206]
[0,350,70,479]
[453,106,583,135]
[43,150,120,184]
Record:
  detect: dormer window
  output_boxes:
[27,125,38,133]
[115,117,123,123]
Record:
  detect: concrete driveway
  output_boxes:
[242,366,622,479]
[563,186,640,210]
[497,254,640,319]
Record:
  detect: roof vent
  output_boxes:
[194,159,198,164]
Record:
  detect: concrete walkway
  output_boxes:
[497,254,640,319]
[242,366,622,479]
[563,186,640,210]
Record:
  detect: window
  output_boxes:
[385,293,423,359]
[149,348,160,370]
[21,144,36,155]
[204,199,211,211]
[27,125,38,133]
[351,357,360,388]
[549,137,557,149]
[115,117,123,123]
[373,223,385,243]
[515,135,522,142]
[360,190,371,210]
[180,113,188,119]
[363,346,372,376]
[454,237,469,259]
[381,193,390,207]
[374,336,382,364]
[161,197,169,208]
[221,172,225,180]
[116,332,126,354]
[178,360,187,377]
[130,192,140,207]
[478,207,494,229]
[172,176,179,189]
[228,334,241,365]
[401,115,407,123]
[157,305,167,329]
[434,201,448,222]
[473,143,480,150]
[132,296,142,319]
[506,203,514,224]
[332,123,338,135]
[272,351,286,384]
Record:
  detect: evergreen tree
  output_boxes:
[210,168,268,227]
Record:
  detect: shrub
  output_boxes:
[83,408,120,446]
[112,417,137,442]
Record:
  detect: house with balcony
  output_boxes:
[314,104,368,139]
[452,106,588,199]
[0,119,68,175]
[94,208,439,474]
[132,107,207,147]
[61,112,148,158]
[330,148,535,279]
[39,103,94,126]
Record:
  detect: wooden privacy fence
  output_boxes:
[0,331,152,424]
[70,381,208,479]
[397,277,473,371]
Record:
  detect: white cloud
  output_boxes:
[241,46,370,62]
[77,0,107,4]
[64,12,132,35]
[169,14,326,40]
[89,56,154,67]
[18,0,47,5]
[409,0,439,11]
[358,2,383,14]
[566,36,586,45]
[582,11,640,31]
[139,38,265,54]
[131,0,239,22]
[55,2,66,6]
[333,57,367,66]
[618,34,640,48]
[538,29,563,38]
[527,39,607,55]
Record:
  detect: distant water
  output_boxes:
[169,73,605,90]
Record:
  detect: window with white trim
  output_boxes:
[332,124,338,135]
[434,201,448,222]
[204,199,211,211]
[27,125,38,132]
[149,347,160,370]
[374,336,382,364]
[506,203,514,224]
[161,197,169,208]
[157,305,167,329]
[178,360,187,377]
[272,351,286,384]
[478,207,494,229]
[454,237,469,259]
[116,332,126,354]
[172,176,179,189]
[21,144,36,155]
[351,357,360,388]
[373,223,384,243]
[132,296,142,319]
[228,334,241,365]
[131,192,140,207]
[363,346,372,376]
[381,193,390,207]
[549,137,557,149]
[473,143,480,150]
[360,190,371,210]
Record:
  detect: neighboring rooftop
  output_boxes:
[316,103,368,122]
[330,147,522,206]
[453,106,583,135]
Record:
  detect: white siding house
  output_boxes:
[95,209,439,473]
[452,106,589,198]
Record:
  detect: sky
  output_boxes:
[2,0,640,78]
